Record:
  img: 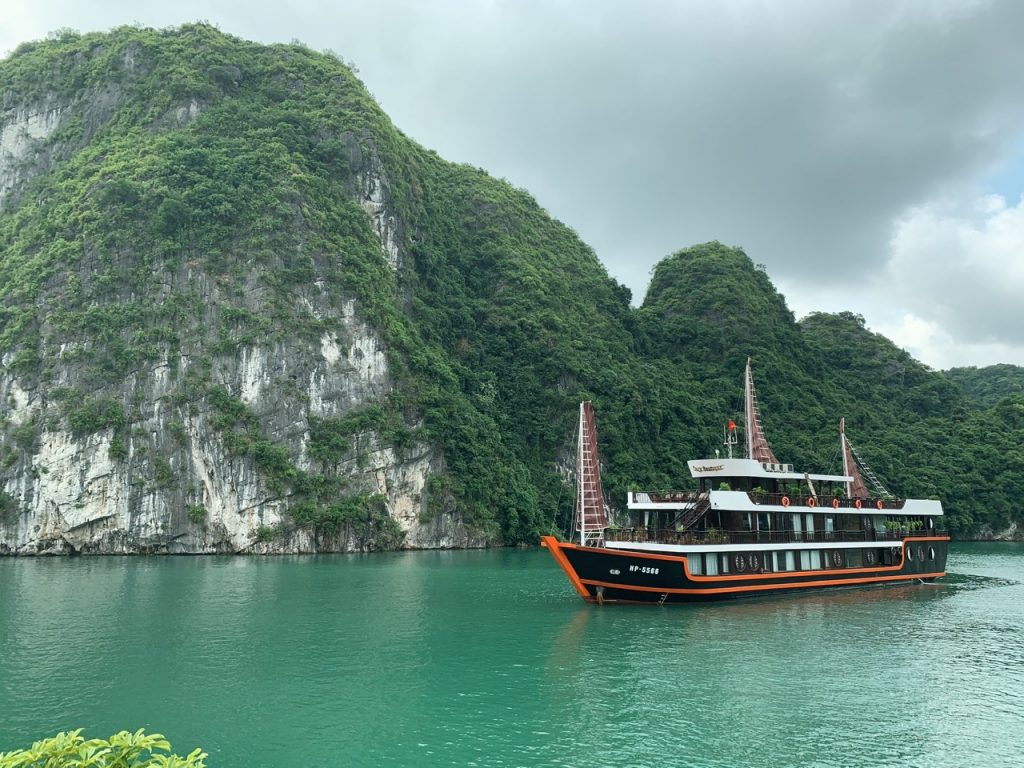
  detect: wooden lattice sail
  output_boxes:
[574,401,608,546]
[840,418,892,498]
[744,358,780,465]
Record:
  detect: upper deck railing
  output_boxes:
[604,526,945,547]
[749,491,905,511]
[629,490,907,510]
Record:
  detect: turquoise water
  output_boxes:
[1,543,1021,767]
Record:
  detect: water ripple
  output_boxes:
[1,544,1023,767]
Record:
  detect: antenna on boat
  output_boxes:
[724,419,738,459]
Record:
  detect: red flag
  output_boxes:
[728,420,736,430]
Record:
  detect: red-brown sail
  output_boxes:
[744,358,780,465]
[840,417,870,498]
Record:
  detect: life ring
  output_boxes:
[748,553,761,571]
[875,499,884,510]
[807,497,817,508]
[832,498,840,509]
[781,496,791,507]
[854,499,863,510]
[733,554,746,572]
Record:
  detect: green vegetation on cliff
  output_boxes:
[1,25,1021,544]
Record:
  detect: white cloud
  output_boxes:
[876,312,1024,370]
[886,192,1024,354]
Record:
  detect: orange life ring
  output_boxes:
[832,497,840,509]
[781,496,791,507]
[875,499,884,510]
[807,497,817,508]
[854,499,863,510]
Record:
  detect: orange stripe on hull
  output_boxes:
[581,571,946,596]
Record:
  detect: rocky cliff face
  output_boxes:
[0,29,485,554]
[0,296,478,555]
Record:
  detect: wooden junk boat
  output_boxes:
[542,359,949,604]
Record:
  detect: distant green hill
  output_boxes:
[0,25,1020,552]
[945,364,1024,408]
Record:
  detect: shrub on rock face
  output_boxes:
[0,728,207,767]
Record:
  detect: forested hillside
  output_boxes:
[945,364,1024,408]
[0,25,1020,553]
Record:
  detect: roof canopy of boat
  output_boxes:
[687,457,851,484]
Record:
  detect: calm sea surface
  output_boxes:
[1,543,1022,767]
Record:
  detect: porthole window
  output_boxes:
[733,553,746,572]
[831,550,844,568]
[917,545,926,562]
[907,546,914,561]
[748,553,761,571]
[928,547,935,561]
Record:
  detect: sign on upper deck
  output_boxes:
[686,458,851,483]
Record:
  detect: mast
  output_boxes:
[574,401,608,546]
[744,358,780,465]
[841,417,851,497]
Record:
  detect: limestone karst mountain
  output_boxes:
[1,25,1020,553]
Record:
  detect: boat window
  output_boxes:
[907,546,914,561]
[720,554,729,574]
[706,553,719,576]
[805,514,816,538]
[847,549,862,567]
[772,551,779,571]
[792,514,802,535]
[784,551,795,571]
[757,512,771,532]
[689,554,703,576]
[928,547,935,561]
[805,550,822,570]
[824,516,834,535]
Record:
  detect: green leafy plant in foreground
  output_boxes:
[0,728,206,768]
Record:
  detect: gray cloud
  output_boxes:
[3,0,1024,366]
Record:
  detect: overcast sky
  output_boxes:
[3,0,1023,370]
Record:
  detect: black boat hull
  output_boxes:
[541,535,949,604]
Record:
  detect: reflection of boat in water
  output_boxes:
[542,359,950,605]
